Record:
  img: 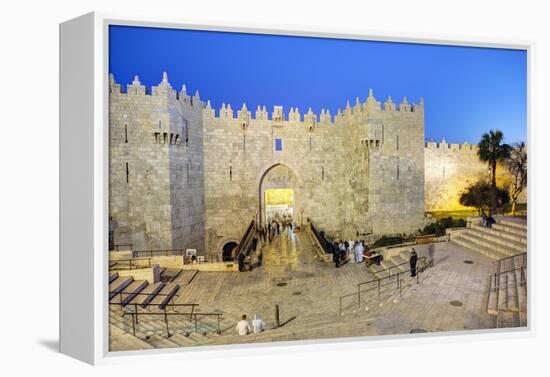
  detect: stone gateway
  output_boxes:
[108,73,521,260]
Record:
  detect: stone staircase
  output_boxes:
[109,302,239,350]
[452,217,527,260]
[486,253,527,328]
[338,249,430,317]
[108,269,244,351]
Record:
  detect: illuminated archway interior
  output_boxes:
[265,188,295,224]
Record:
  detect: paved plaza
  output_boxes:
[161,229,503,346]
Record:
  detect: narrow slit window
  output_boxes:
[396,135,399,150]
[184,120,189,146]
[186,162,190,184]
[229,165,232,181]
[275,138,283,151]
[397,163,400,180]
[125,162,129,183]
[124,124,128,143]
[322,166,325,181]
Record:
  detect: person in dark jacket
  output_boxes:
[333,242,341,268]
[409,249,418,277]
[238,252,245,272]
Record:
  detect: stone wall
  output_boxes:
[108,72,525,259]
[109,73,206,252]
[424,140,527,212]
[202,91,427,259]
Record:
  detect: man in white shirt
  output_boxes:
[235,314,250,336]
[252,314,266,334]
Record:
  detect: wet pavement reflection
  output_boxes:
[262,228,315,275]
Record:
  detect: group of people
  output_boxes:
[235,314,266,336]
[481,213,496,228]
[331,240,380,268]
[265,215,295,242]
[329,241,435,274]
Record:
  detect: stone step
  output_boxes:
[458,232,521,257]
[497,218,527,231]
[491,223,527,238]
[452,235,509,261]
[391,255,406,266]
[166,331,197,347]
[471,224,527,245]
[147,334,180,349]
[109,276,133,300]
[468,227,527,251]
[147,283,180,309]
[119,280,148,306]
[109,325,154,351]
[128,282,164,307]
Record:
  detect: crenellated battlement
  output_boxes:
[110,73,423,127]
[109,73,204,108]
[424,139,478,152]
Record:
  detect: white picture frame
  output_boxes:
[59,11,535,365]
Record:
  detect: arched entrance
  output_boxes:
[258,163,303,229]
[222,241,238,261]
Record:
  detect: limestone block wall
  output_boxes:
[337,94,427,235]
[202,92,427,257]
[202,103,348,259]
[109,71,526,258]
[109,74,206,252]
[424,141,527,212]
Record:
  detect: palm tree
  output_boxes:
[477,130,512,215]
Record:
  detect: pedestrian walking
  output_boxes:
[238,252,245,272]
[409,248,418,277]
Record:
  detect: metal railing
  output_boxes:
[339,256,428,316]
[132,249,186,258]
[109,257,157,270]
[110,301,223,338]
[490,252,527,328]
[309,222,333,254]
[233,220,256,259]
[112,244,133,251]
[493,252,527,266]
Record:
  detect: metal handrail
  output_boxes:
[339,256,428,316]
[114,303,223,338]
[358,256,427,290]
[132,249,186,258]
[309,222,333,254]
[233,220,256,259]
[112,244,133,251]
[109,257,157,270]
[492,252,527,264]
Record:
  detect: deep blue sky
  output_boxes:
[109,25,527,144]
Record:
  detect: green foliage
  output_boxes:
[371,235,405,248]
[477,130,512,166]
[418,217,466,237]
[477,129,512,214]
[459,179,510,215]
